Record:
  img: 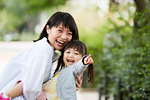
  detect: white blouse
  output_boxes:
[0,37,58,100]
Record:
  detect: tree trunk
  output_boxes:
[134,0,145,12]
[105,70,109,100]
[128,85,133,100]
[99,87,102,100]
[133,0,146,29]
[118,79,123,100]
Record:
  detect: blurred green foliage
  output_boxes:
[83,1,150,99]
[78,0,150,99]
[0,0,68,40]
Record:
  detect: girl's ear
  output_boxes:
[46,25,51,34]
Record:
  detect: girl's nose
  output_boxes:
[68,53,73,57]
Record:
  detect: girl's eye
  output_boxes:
[74,52,79,55]
[66,51,70,54]
[58,29,63,32]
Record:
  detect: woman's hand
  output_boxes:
[36,91,47,100]
[75,74,83,91]
[84,54,94,65]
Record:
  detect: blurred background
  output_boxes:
[0,0,150,100]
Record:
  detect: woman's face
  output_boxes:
[63,48,82,67]
[47,23,72,50]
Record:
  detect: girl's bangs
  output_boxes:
[64,40,87,56]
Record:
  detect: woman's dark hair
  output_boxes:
[55,40,95,83]
[34,11,79,42]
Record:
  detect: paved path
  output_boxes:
[0,41,32,71]
[0,41,99,100]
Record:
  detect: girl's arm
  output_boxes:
[73,54,94,90]
[5,83,23,98]
[73,54,94,76]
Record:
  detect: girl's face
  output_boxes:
[63,48,82,67]
[47,23,72,50]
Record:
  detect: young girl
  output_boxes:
[38,40,95,100]
[0,11,81,100]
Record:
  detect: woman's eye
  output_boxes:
[68,33,72,35]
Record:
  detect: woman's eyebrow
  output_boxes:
[58,26,72,32]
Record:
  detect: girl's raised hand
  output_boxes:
[84,54,94,65]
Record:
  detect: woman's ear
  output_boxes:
[46,25,50,34]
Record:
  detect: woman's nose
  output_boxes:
[61,33,67,40]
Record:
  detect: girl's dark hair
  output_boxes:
[34,11,79,42]
[55,40,95,83]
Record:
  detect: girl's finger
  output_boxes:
[91,58,94,63]
[89,58,94,64]
[84,54,91,64]
[86,54,91,60]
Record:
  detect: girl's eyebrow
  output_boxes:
[74,50,79,52]
[58,26,63,29]
[65,49,70,51]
